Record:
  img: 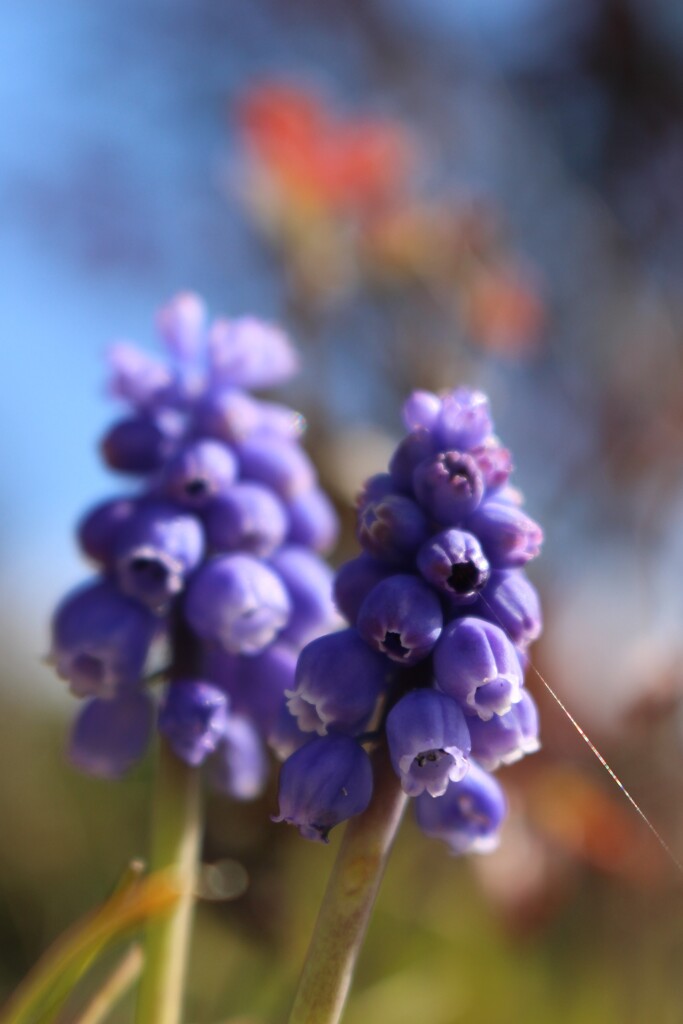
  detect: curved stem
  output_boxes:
[288,745,408,1024]
[135,740,201,1024]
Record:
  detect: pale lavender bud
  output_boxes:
[156,292,206,360]
[69,691,153,778]
[208,317,299,388]
[415,763,507,854]
[433,617,523,720]
[401,390,442,433]
[274,735,373,842]
[357,574,442,664]
[107,342,173,409]
[471,438,513,493]
[192,387,262,443]
[433,388,493,451]
[184,554,291,654]
[386,690,471,797]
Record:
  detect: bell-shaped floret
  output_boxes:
[203,483,288,558]
[433,617,523,720]
[417,528,490,603]
[413,451,484,524]
[69,691,153,778]
[415,762,507,854]
[274,735,373,842]
[467,690,540,770]
[185,554,291,654]
[208,317,299,388]
[357,573,442,665]
[386,689,471,797]
[160,439,238,507]
[158,679,228,766]
[51,579,159,698]
[114,502,204,612]
[287,628,392,736]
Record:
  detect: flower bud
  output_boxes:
[417,528,490,603]
[467,690,540,770]
[357,573,442,664]
[101,413,181,474]
[114,502,204,611]
[286,488,339,553]
[465,500,543,568]
[401,390,441,433]
[386,689,471,797]
[287,628,392,736]
[107,342,173,409]
[77,497,136,566]
[185,554,291,654]
[333,554,395,624]
[415,763,507,854]
[388,430,436,491]
[208,317,299,388]
[69,692,153,778]
[433,388,492,451]
[161,439,238,507]
[209,713,269,799]
[203,483,288,557]
[474,570,542,648]
[433,617,523,720]
[156,292,206,359]
[237,436,316,500]
[357,493,429,565]
[274,735,373,842]
[270,546,338,648]
[158,680,228,766]
[413,451,484,524]
[51,580,159,698]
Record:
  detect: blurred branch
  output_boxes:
[70,945,143,1024]
[0,868,177,1024]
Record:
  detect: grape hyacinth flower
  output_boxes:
[278,386,542,1024]
[47,293,340,1024]
[277,385,542,849]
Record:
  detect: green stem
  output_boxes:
[135,739,201,1024]
[72,944,143,1024]
[288,745,408,1024]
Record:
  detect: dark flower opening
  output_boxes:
[382,631,410,659]
[185,478,209,497]
[447,560,481,594]
[130,556,169,588]
[415,748,446,768]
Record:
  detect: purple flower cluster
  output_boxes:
[275,388,542,850]
[50,293,339,796]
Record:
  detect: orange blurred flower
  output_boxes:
[237,81,414,218]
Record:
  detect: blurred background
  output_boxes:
[3,1,683,1020]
